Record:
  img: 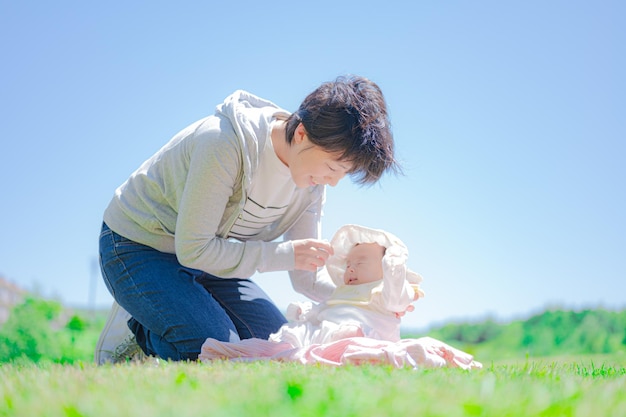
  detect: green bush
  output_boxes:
[0,297,103,364]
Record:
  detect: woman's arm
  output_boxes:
[174,121,294,278]
[285,191,336,302]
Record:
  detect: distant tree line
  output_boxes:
[416,309,626,359]
[1,296,624,363]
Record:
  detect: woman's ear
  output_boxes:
[294,123,308,144]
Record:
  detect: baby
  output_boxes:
[269,224,424,347]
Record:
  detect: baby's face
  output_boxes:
[343,243,385,285]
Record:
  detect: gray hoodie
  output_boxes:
[103,90,335,301]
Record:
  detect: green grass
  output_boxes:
[1,354,624,417]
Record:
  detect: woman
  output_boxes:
[95,75,400,363]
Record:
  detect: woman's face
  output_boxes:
[287,124,352,188]
[343,243,385,285]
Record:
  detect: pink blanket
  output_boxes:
[199,336,482,370]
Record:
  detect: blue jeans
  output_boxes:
[98,222,287,361]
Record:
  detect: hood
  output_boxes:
[325,224,423,287]
[215,90,290,188]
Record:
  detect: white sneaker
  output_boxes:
[94,301,138,365]
[111,334,146,363]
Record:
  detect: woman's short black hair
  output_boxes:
[285,75,400,185]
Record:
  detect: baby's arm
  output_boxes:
[380,246,423,313]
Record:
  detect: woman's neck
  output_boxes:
[271,120,289,167]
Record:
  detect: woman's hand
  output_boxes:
[293,239,334,271]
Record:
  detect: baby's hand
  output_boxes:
[395,304,415,319]
[394,289,421,318]
[286,301,313,321]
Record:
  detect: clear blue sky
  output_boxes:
[1,1,624,330]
